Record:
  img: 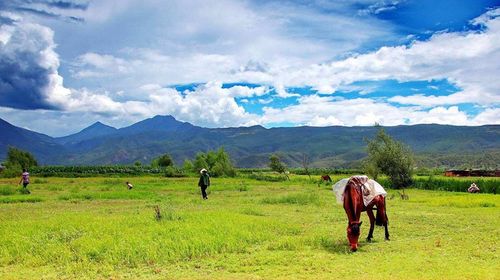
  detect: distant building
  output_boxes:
[444,169,500,177]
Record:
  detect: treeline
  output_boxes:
[0,146,238,178]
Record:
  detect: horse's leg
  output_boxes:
[384,214,390,240]
[366,208,375,242]
[376,197,390,241]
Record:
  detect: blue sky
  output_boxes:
[0,0,499,136]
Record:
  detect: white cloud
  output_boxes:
[0,17,71,110]
[307,116,344,126]
[65,0,397,91]
[408,106,469,125]
[470,107,500,125]
[73,52,130,77]
[258,95,499,128]
[258,98,273,105]
[2,2,499,135]
[358,0,402,15]
[281,8,500,107]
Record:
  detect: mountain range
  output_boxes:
[0,115,499,168]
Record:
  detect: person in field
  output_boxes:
[467,182,479,193]
[126,181,133,190]
[198,168,210,200]
[19,168,30,194]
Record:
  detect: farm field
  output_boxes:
[0,175,498,279]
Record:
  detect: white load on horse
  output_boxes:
[333,175,387,206]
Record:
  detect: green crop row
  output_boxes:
[30,166,163,177]
[375,176,498,194]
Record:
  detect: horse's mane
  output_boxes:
[344,176,368,224]
[345,182,358,224]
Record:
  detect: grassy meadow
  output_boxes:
[0,175,498,279]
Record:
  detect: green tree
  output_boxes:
[152,154,174,167]
[5,147,38,169]
[212,148,236,177]
[365,128,414,189]
[193,152,209,172]
[192,148,236,177]
[269,154,288,179]
[182,159,194,173]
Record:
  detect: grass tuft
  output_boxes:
[0,196,43,203]
[0,186,16,196]
[261,193,320,205]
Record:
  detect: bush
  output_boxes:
[164,166,187,178]
[152,154,174,168]
[192,148,236,177]
[0,164,22,178]
[248,172,287,182]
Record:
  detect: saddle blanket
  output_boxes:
[333,175,387,206]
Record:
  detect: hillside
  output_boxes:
[0,116,498,168]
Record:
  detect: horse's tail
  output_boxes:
[375,197,387,226]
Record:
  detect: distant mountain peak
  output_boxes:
[119,114,196,134]
[74,122,117,136]
[55,121,117,144]
[152,115,176,120]
[85,121,115,131]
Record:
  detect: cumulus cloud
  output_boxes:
[258,95,499,127]
[0,18,67,110]
[1,2,499,135]
[66,0,396,90]
[144,82,260,127]
[71,7,500,109]
[0,15,266,129]
[282,8,500,107]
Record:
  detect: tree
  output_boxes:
[5,147,38,169]
[193,152,209,172]
[365,128,414,189]
[182,159,194,172]
[192,148,236,177]
[211,148,236,177]
[151,154,174,167]
[269,154,288,179]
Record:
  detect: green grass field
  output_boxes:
[0,175,498,279]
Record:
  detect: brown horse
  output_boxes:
[321,175,332,183]
[343,176,390,251]
[318,175,332,187]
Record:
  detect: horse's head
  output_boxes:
[347,221,362,251]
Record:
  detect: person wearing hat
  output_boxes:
[468,182,480,193]
[198,168,210,199]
